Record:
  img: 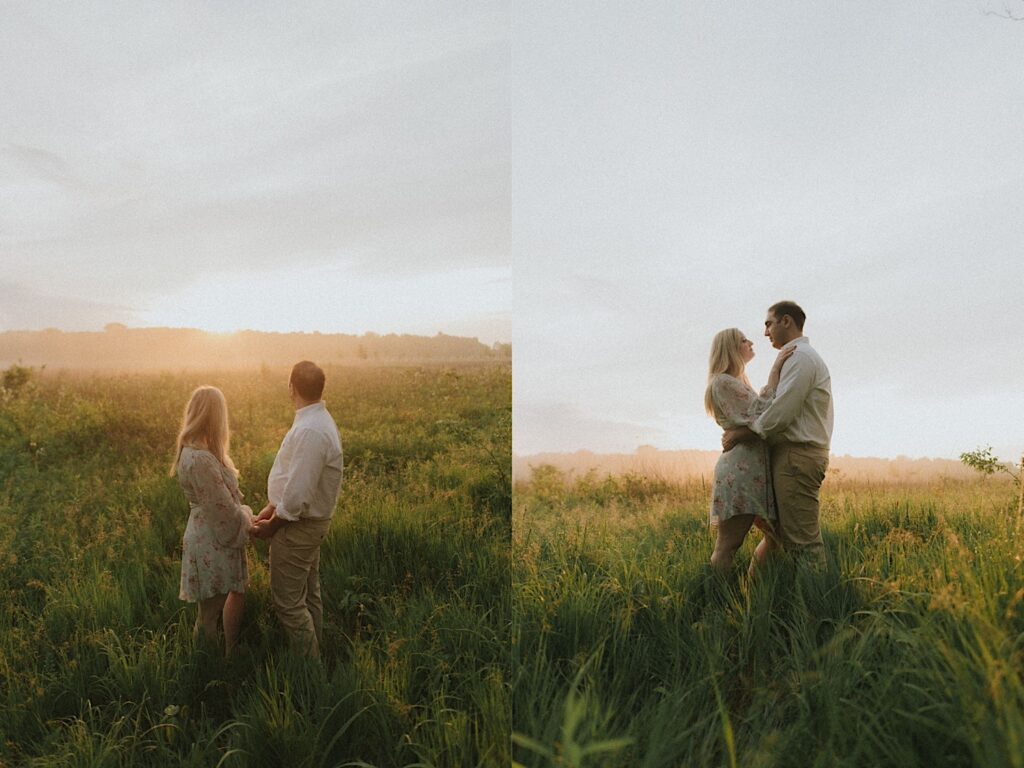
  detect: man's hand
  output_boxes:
[722,426,756,452]
[255,504,276,523]
[252,510,287,540]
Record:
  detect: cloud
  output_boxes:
[0,4,508,341]
[0,144,81,188]
[0,281,136,331]
[513,400,671,455]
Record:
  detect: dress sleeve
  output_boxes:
[192,453,253,549]
[711,376,775,428]
[750,385,775,416]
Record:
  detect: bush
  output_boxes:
[1,364,32,397]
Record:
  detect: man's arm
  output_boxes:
[253,430,328,540]
[274,429,328,522]
[722,426,756,452]
[749,351,814,440]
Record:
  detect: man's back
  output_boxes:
[268,401,343,522]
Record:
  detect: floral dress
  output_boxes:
[177,446,253,601]
[709,374,778,527]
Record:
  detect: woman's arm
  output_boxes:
[765,346,795,393]
[713,375,770,426]
[192,454,252,549]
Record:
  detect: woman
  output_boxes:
[705,329,792,574]
[171,386,253,656]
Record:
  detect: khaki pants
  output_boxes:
[269,517,332,658]
[770,442,829,567]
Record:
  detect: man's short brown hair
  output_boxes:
[768,300,806,331]
[290,360,325,401]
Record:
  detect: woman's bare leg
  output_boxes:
[222,591,245,657]
[749,518,778,577]
[197,594,228,649]
[711,514,755,571]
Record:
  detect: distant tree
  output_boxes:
[960,446,1023,515]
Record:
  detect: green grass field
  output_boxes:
[513,468,1024,768]
[0,363,510,767]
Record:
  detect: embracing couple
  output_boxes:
[170,360,343,658]
[705,301,834,574]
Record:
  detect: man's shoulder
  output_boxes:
[804,344,828,365]
[792,342,830,380]
[313,408,340,434]
[293,416,340,447]
[292,422,329,439]
[792,339,826,361]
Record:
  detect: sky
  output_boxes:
[4,3,1023,462]
[0,2,509,344]
[513,1,1024,461]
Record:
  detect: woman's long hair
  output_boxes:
[704,328,751,416]
[170,386,238,476]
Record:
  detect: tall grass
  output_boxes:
[513,468,1024,768]
[0,363,510,767]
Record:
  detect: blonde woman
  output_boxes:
[171,386,254,655]
[705,329,792,573]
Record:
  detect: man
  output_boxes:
[253,360,343,658]
[722,301,833,566]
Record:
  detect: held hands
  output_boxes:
[251,504,278,540]
[251,513,276,540]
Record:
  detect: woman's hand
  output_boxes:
[767,346,795,390]
[252,511,287,540]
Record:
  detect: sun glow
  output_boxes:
[135,264,510,342]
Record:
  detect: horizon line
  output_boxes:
[511,447,991,464]
[0,323,512,345]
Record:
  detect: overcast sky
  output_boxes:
[1,2,509,343]
[513,1,1024,461]
[5,3,1023,460]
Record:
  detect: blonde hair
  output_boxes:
[170,386,238,476]
[704,328,752,416]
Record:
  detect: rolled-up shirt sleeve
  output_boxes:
[751,353,814,440]
[274,429,328,522]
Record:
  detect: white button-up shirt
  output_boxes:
[750,336,833,450]
[268,401,343,522]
